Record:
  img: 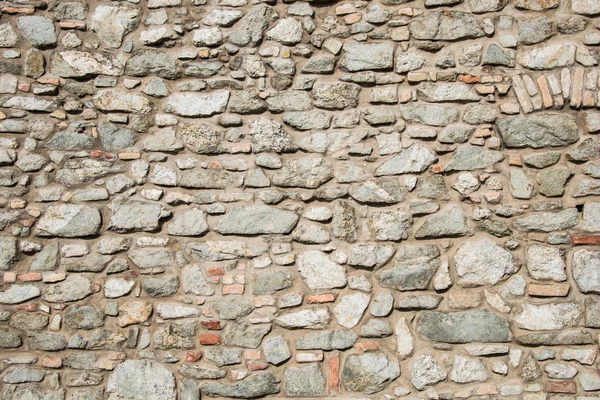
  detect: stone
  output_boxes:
[297,250,347,290]
[125,50,180,79]
[296,330,357,350]
[51,51,123,78]
[91,5,141,48]
[400,104,459,126]
[312,82,361,110]
[573,249,600,294]
[515,302,580,331]
[104,277,135,298]
[228,5,272,47]
[378,245,440,291]
[17,16,57,48]
[537,167,572,197]
[10,312,48,331]
[252,270,292,295]
[0,285,41,304]
[349,179,406,204]
[342,352,400,394]
[572,0,600,14]
[513,208,579,232]
[453,240,516,287]
[375,144,437,176]
[0,237,16,270]
[267,18,303,45]
[515,0,559,9]
[215,206,298,235]
[418,82,479,102]
[526,245,566,281]
[567,138,600,162]
[43,275,93,303]
[411,353,447,391]
[446,146,504,171]
[369,209,412,241]
[164,91,229,117]
[0,23,19,48]
[64,306,105,330]
[348,244,395,269]
[94,89,152,114]
[109,199,167,233]
[451,355,488,383]
[340,43,394,72]
[415,206,469,239]
[416,310,512,343]
[107,360,176,400]
[334,293,370,328]
[249,117,297,153]
[264,336,291,365]
[275,308,331,329]
[168,208,209,236]
[212,295,253,320]
[284,365,325,397]
[35,204,101,238]
[272,158,333,188]
[202,373,280,398]
[410,11,484,41]
[517,43,576,70]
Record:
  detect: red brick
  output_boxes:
[528,283,570,297]
[573,235,600,245]
[41,356,62,368]
[185,352,202,362]
[247,361,268,371]
[207,266,224,276]
[546,380,577,394]
[201,320,221,330]
[199,334,220,345]
[356,341,380,352]
[306,293,335,304]
[329,355,340,394]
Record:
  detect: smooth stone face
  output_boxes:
[297,250,347,289]
[375,144,437,176]
[263,336,291,365]
[417,82,479,102]
[572,0,600,15]
[451,355,488,383]
[312,82,361,110]
[416,310,512,343]
[35,204,101,238]
[275,308,331,330]
[109,199,166,233]
[0,285,41,304]
[91,5,141,48]
[295,330,357,350]
[415,206,469,239]
[228,5,272,47]
[400,104,459,126]
[272,158,334,188]
[164,91,229,117]
[215,206,299,235]
[107,360,176,400]
[445,146,504,171]
[42,275,93,303]
[51,51,124,78]
[17,16,57,48]
[334,293,371,328]
[453,239,517,287]
[342,352,400,394]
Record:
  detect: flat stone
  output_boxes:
[91,5,141,48]
[378,245,440,291]
[537,167,572,197]
[296,330,357,350]
[275,308,331,330]
[125,50,181,79]
[411,353,447,391]
[526,245,566,281]
[17,16,56,48]
[453,239,516,286]
[416,310,512,343]
[284,365,325,397]
[348,244,395,269]
[410,11,484,41]
[415,206,469,239]
[573,249,600,294]
[340,43,394,72]
[64,305,105,330]
[180,123,225,154]
[51,51,123,78]
[400,104,459,126]
[266,18,303,45]
[264,335,291,365]
[94,89,152,114]
[249,117,297,153]
[164,91,229,117]
[215,206,298,235]
[417,82,479,102]
[0,285,41,304]
[35,204,101,237]
[228,5,272,47]
[212,295,253,320]
[168,208,209,236]
[107,360,176,400]
[572,0,600,15]
[109,199,167,233]
[312,82,361,110]
[513,208,579,232]
[342,352,400,394]
[202,373,280,398]
[43,275,93,303]
[517,43,576,70]
[252,270,292,295]
[375,144,437,176]
[515,302,580,330]
[349,179,406,204]
[297,250,347,290]
[446,146,504,171]
[272,158,333,188]
[451,355,488,383]
[334,293,370,328]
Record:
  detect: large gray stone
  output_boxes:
[297,250,347,290]
[91,5,141,48]
[42,275,93,303]
[284,365,325,397]
[410,11,484,41]
[35,204,101,237]
[272,158,334,188]
[496,114,579,148]
[573,249,600,294]
[342,352,400,394]
[340,43,395,72]
[215,206,298,235]
[417,82,479,102]
[124,50,181,79]
[375,144,437,176]
[51,51,124,78]
[416,310,512,343]
[107,360,176,400]
[400,104,459,126]
[17,16,56,48]
[0,285,41,304]
[517,43,576,70]
[445,146,504,171]
[378,245,440,291]
[453,239,516,287]
[248,117,297,153]
[411,353,447,390]
[164,91,229,117]
[415,206,469,239]
[202,373,280,398]
[312,82,361,110]
[228,5,272,47]
[513,208,579,232]
[109,199,167,233]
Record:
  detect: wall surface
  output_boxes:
[1,0,600,398]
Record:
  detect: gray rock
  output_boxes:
[228,5,272,47]
[204,348,242,366]
[141,276,179,297]
[312,82,361,110]
[411,353,447,391]
[202,373,280,398]
[0,329,21,348]
[416,310,512,343]
[0,23,19,48]
[572,0,600,15]
[513,208,579,232]
[192,27,223,46]
[272,158,333,188]
[17,16,56,48]
[453,239,516,287]
[249,117,297,153]
[94,89,152,114]
[284,365,325,397]
[573,249,600,294]
[109,199,167,233]
[515,302,581,330]
[378,245,440,291]
[229,90,266,114]
[518,16,555,45]
[515,0,559,9]
[342,352,400,394]
[349,179,406,204]
[375,144,437,175]
[178,169,239,189]
[400,104,459,126]
[334,292,370,328]
[28,332,67,351]
[43,275,93,303]
[275,308,331,329]
[0,237,16,270]
[168,208,209,236]
[164,91,229,117]
[3,367,45,384]
[526,245,566,281]
[98,122,134,151]
[483,43,515,66]
[125,50,180,79]
[9,312,48,331]
[223,322,271,348]
[0,285,40,304]
[51,51,123,78]
[451,355,488,383]
[445,146,504,171]
[252,270,292,295]
[415,206,469,239]
[266,18,303,45]
[348,244,395,269]
[35,204,101,237]
[567,138,600,162]
[417,82,479,102]
[537,167,572,197]
[212,295,253,320]
[510,168,533,199]
[340,43,394,72]
[296,330,357,350]
[264,335,291,365]
[64,306,105,330]
[180,123,225,154]
[297,250,347,290]
[91,5,141,48]
[410,11,484,41]
[517,42,576,70]
[107,360,176,400]
[216,206,298,235]
[3,96,57,113]
[301,55,335,74]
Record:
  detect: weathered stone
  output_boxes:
[334,293,370,328]
[264,336,291,365]
[400,104,459,126]
[0,285,40,304]
[17,16,56,48]
[573,249,600,294]
[410,11,484,41]
[312,82,361,110]
[125,50,180,79]
[168,208,209,236]
[453,240,516,287]
[109,199,167,233]
[416,310,512,343]
[415,206,469,239]
[275,308,331,329]
[248,117,297,153]
[446,146,504,171]
[91,5,141,48]
[340,43,395,72]
[526,245,566,281]
[378,245,440,291]
[451,355,488,383]
[376,144,437,176]
[517,43,576,70]
[228,5,272,47]
[216,206,298,235]
[35,204,101,237]
[513,208,579,232]
[284,365,325,397]
[43,275,92,303]
[202,373,280,398]
[515,302,580,330]
[297,250,347,290]
[164,92,229,117]
[94,89,152,114]
[107,360,176,400]
[411,353,447,391]
[418,82,479,102]
[342,352,400,394]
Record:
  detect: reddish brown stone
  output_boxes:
[199,334,220,345]
[201,320,221,330]
[546,380,577,394]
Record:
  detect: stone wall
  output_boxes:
[1,0,600,398]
